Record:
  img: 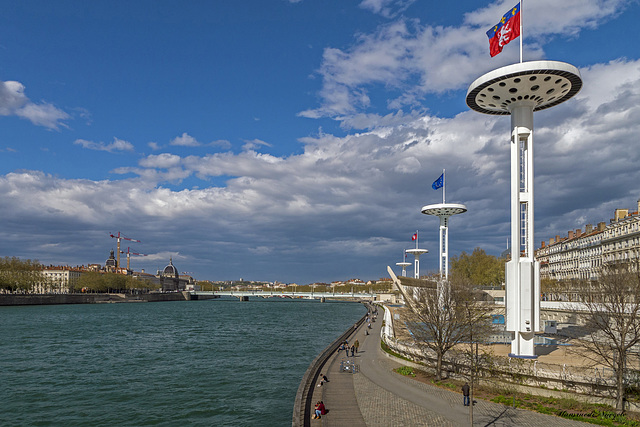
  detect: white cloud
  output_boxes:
[139,153,182,169]
[170,132,201,147]
[359,0,416,18]
[0,81,28,114]
[209,139,232,149]
[242,139,272,151]
[301,0,629,122]
[0,80,69,129]
[74,137,135,152]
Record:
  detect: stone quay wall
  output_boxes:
[0,292,190,306]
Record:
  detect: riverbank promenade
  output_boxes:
[310,314,591,426]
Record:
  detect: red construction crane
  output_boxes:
[120,247,148,271]
[109,232,141,269]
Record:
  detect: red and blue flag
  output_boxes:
[487,3,521,57]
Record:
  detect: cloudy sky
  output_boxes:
[1,0,639,284]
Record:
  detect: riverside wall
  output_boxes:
[292,302,371,427]
[0,292,192,306]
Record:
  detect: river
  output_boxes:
[0,297,366,426]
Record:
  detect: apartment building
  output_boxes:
[602,205,640,264]
[38,266,84,293]
[537,199,640,281]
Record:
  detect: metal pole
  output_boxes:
[519,0,523,63]
[443,169,446,204]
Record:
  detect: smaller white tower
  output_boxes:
[405,248,428,279]
[396,250,412,277]
[421,204,467,280]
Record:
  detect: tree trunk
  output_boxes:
[436,351,443,381]
[616,361,626,413]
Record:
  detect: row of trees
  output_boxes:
[0,256,157,294]
[76,271,158,293]
[449,247,505,288]
[0,257,44,293]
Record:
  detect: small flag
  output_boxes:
[432,173,444,190]
[412,233,418,241]
[487,3,521,57]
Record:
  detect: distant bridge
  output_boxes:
[190,290,376,300]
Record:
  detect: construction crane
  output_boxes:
[109,232,141,269]
[120,247,148,271]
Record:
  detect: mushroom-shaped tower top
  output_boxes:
[421,203,467,217]
[406,248,428,255]
[466,60,582,115]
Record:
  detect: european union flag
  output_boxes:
[432,173,443,190]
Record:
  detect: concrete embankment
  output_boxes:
[292,302,370,427]
[0,292,197,306]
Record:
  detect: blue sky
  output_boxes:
[1,0,639,284]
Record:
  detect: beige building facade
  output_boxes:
[536,199,640,282]
[39,267,84,293]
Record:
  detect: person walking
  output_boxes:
[354,339,360,354]
[462,382,470,406]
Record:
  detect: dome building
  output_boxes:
[105,249,118,272]
[157,258,188,291]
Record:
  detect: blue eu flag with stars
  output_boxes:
[432,173,443,190]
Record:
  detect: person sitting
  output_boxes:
[321,373,329,383]
[318,401,326,416]
[314,401,322,419]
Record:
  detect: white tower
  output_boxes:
[421,204,467,280]
[467,61,582,358]
[396,251,412,276]
[405,248,428,279]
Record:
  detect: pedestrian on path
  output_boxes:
[462,382,470,406]
[354,339,359,354]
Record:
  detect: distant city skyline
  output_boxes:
[1,0,639,284]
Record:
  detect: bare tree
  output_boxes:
[571,261,640,413]
[458,286,496,425]
[389,266,492,381]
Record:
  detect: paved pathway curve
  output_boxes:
[314,307,593,426]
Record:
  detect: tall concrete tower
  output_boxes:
[467,61,582,358]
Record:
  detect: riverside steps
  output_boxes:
[301,306,592,427]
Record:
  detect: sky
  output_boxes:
[1,0,640,285]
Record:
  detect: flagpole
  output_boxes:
[520,0,523,63]
[416,230,418,249]
[442,169,446,204]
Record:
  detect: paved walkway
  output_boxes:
[311,312,592,426]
